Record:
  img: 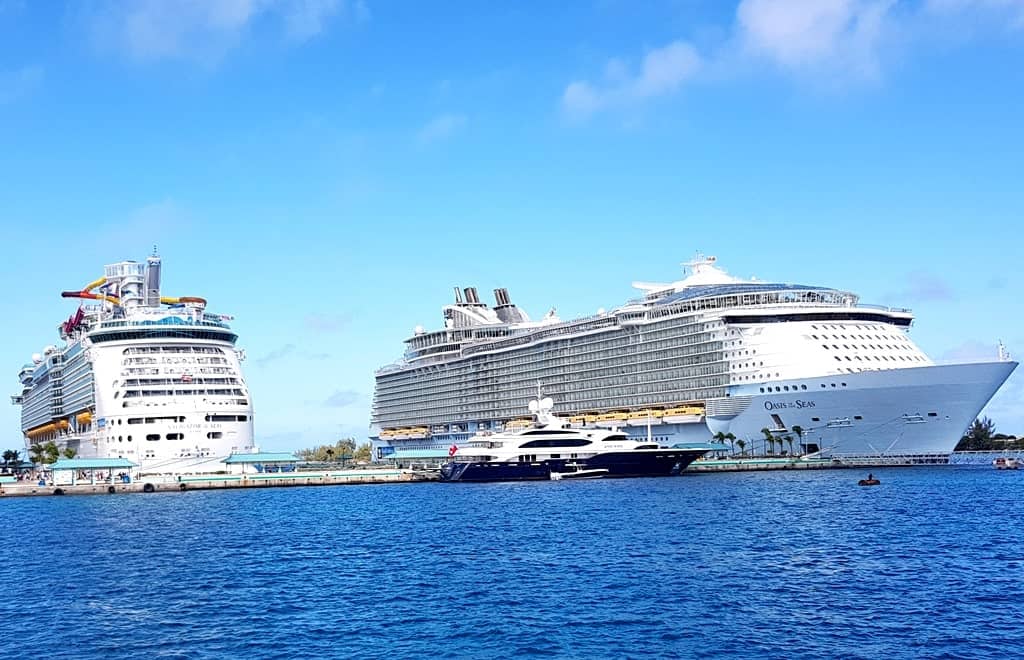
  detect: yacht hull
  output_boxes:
[440,448,706,482]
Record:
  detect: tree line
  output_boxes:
[294,438,373,464]
[955,417,1022,451]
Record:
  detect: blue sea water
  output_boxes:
[2,467,1023,659]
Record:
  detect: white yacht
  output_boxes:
[11,254,255,474]
[440,397,709,482]
[374,254,1017,464]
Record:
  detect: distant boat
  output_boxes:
[993,457,1020,470]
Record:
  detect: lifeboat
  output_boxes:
[505,418,534,432]
[594,411,629,427]
[26,420,70,439]
[662,405,705,424]
[626,409,663,426]
[76,411,92,425]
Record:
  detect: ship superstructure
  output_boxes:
[371,255,1017,463]
[12,254,254,473]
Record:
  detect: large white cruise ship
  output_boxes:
[11,254,255,474]
[371,255,1017,463]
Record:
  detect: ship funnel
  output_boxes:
[454,287,463,304]
[145,255,162,307]
[493,288,512,307]
[464,287,481,305]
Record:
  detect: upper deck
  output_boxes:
[377,256,914,375]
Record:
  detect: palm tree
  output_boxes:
[725,432,736,456]
[736,438,746,456]
[28,443,45,465]
[784,435,794,456]
[62,447,77,460]
[2,449,19,471]
[760,427,775,456]
[43,441,59,464]
[325,448,335,463]
[791,425,805,454]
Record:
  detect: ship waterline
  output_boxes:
[370,255,1016,461]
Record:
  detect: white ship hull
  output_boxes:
[707,361,1017,458]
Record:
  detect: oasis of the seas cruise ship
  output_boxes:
[11,254,254,474]
[371,255,1016,463]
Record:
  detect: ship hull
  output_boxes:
[709,361,1017,458]
[440,449,706,482]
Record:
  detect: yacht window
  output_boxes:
[519,438,591,448]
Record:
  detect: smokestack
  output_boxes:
[145,255,162,307]
[454,287,463,304]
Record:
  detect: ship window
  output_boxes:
[831,384,837,388]
[127,436,132,442]
[128,418,142,424]
[783,386,790,391]
[146,434,160,441]
[759,388,765,393]
[801,385,807,390]
[167,433,184,440]
[928,412,938,417]
[854,415,863,420]
[811,417,820,422]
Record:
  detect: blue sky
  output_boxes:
[1,0,1022,451]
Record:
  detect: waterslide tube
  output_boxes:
[61,275,120,305]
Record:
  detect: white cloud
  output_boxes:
[561,40,702,118]
[0,65,43,104]
[284,0,368,41]
[324,389,361,408]
[417,113,467,144]
[85,0,358,63]
[736,0,895,79]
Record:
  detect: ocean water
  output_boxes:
[2,467,1023,659]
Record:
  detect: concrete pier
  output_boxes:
[0,468,439,498]
[687,457,849,472]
